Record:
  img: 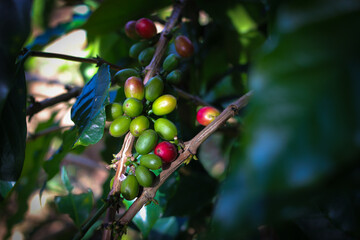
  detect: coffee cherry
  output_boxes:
[105,103,123,121]
[109,115,131,137]
[135,166,155,187]
[113,68,140,86]
[129,41,150,58]
[124,76,144,100]
[154,118,177,140]
[138,47,155,66]
[145,76,164,102]
[123,98,143,117]
[139,154,162,170]
[152,94,177,116]
[154,141,177,163]
[196,106,220,126]
[135,18,157,39]
[166,70,182,84]
[121,175,139,200]
[124,20,139,40]
[135,129,158,155]
[130,115,149,137]
[175,35,194,58]
[162,54,179,72]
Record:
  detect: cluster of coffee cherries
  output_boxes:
[105,17,194,200]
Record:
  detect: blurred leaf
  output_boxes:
[213,0,360,238]
[0,180,16,199]
[149,216,188,240]
[164,163,218,216]
[71,64,111,146]
[55,189,94,228]
[43,127,79,180]
[82,0,171,37]
[32,0,55,29]
[133,202,163,238]
[61,166,74,193]
[3,118,58,238]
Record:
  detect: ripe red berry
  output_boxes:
[196,106,220,126]
[124,20,139,40]
[154,141,177,163]
[135,18,157,39]
[175,35,194,58]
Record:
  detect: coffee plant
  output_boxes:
[1,0,360,239]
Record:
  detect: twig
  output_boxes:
[26,125,73,142]
[173,86,212,107]
[28,50,123,71]
[26,86,82,119]
[101,1,188,239]
[117,91,252,226]
[143,0,186,85]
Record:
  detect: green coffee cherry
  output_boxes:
[129,41,150,58]
[124,76,144,100]
[138,47,155,66]
[152,94,177,116]
[154,118,177,140]
[135,166,155,187]
[140,154,162,170]
[121,175,139,200]
[162,54,179,72]
[166,70,182,84]
[130,115,149,137]
[113,68,140,85]
[135,129,158,155]
[109,115,131,137]
[123,98,143,117]
[145,76,164,102]
[105,103,123,121]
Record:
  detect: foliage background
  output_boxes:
[0,0,360,239]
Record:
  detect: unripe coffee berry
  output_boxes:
[135,18,157,39]
[154,141,177,163]
[124,20,139,40]
[175,35,194,58]
[196,106,220,126]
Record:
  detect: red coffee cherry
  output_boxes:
[154,141,177,163]
[124,20,139,40]
[196,106,220,126]
[175,35,194,58]
[135,18,157,39]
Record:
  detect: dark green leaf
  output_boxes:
[55,189,94,228]
[0,180,16,199]
[213,1,360,238]
[0,0,31,182]
[71,64,111,146]
[82,0,171,37]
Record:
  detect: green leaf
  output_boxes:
[82,0,171,37]
[132,202,162,238]
[43,127,79,180]
[71,64,111,146]
[213,0,360,238]
[55,189,94,228]
[31,0,56,29]
[61,166,74,193]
